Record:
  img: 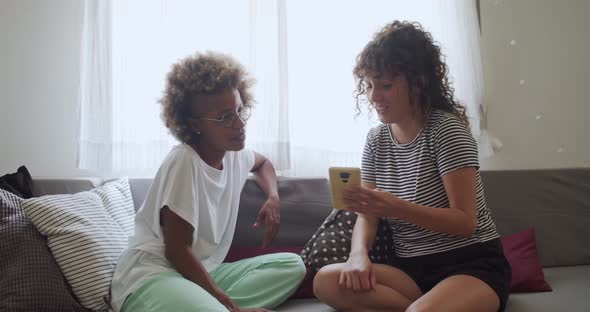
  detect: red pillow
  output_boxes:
[224,246,315,299]
[500,228,552,293]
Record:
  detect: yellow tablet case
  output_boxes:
[328,167,361,209]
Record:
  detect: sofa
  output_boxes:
[29,168,590,312]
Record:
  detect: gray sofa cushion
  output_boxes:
[481,169,590,267]
[232,177,334,247]
[0,189,89,312]
[33,178,101,197]
[505,265,590,312]
[275,299,334,312]
[127,178,152,211]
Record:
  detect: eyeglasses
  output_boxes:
[193,106,251,128]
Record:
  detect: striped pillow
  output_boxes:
[22,178,135,311]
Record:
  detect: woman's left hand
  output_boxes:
[253,196,281,248]
[342,186,402,218]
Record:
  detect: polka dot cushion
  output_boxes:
[301,209,395,272]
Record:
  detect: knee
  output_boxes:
[313,266,359,311]
[312,266,340,301]
[277,252,307,282]
[406,300,434,312]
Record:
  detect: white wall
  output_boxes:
[480,0,590,170]
[0,0,93,177]
[0,0,588,177]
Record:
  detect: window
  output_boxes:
[78,0,488,177]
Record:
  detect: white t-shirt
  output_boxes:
[110,144,255,312]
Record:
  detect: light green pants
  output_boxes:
[121,252,306,312]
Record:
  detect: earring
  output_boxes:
[196,131,201,135]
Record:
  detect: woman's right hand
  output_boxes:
[339,252,376,292]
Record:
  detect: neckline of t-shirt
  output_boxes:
[182,143,227,174]
[200,157,226,175]
[385,111,438,148]
[386,123,426,148]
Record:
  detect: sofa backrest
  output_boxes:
[232,170,590,268]
[32,176,335,250]
[32,168,590,268]
[234,177,333,248]
[480,169,590,268]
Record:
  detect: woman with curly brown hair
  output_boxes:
[109,52,305,312]
[312,21,511,312]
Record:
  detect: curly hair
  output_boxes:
[160,51,255,143]
[353,21,469,127]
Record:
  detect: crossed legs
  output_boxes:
[314,263,500,312]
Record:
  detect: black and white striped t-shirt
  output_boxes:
[362,110,499,258]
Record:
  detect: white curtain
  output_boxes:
[78,0,113,172]
[78,0,490,177]
[246,0,292,170]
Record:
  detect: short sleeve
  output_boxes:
[157,149,199,230]
[361,131,377,183]
[434,117,480,176]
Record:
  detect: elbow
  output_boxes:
[459,219,477,239]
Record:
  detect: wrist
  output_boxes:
[394,197,413,219]
[349,249,369,258]
[267,193,280,203]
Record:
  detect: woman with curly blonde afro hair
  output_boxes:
[110,52,306,312]
[311,21,511,312]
